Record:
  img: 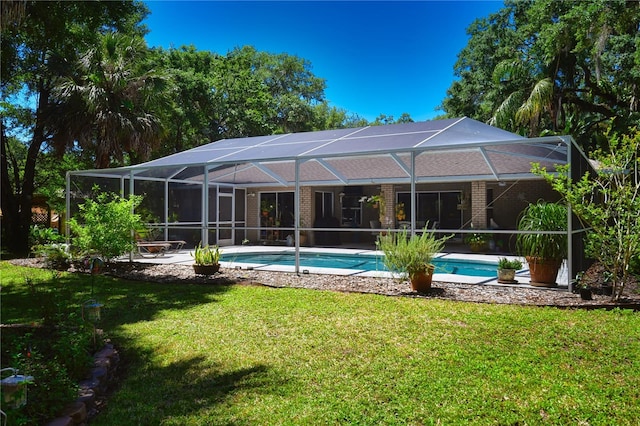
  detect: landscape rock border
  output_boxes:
[9,258,639,309]
[44,342,120,426]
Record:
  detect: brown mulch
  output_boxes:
[8,258,640,309]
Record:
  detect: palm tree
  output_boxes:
[489,60,555,137]
[54,32,166,168]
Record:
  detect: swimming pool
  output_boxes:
[220,251,498,277]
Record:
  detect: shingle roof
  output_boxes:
[70,117,572,186]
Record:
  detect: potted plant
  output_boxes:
[191,242,221,275]
[360,193,386,223]
[395,202,406,222]
[260,200,274,217]
[516,201,568,287]
[464,232,491,252]
[572,272,593,300]
[38,244,71,271]
[497,257,523,283]
[377,226,451,293]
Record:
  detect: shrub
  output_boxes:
[70,191,144,260]
[533,129,640,300]
[29,225,65,252]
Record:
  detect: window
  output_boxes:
[315,191,334,219]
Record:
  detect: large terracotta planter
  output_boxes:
[410,266,434,293]
[193,264,220,276]
[526,256,562,287]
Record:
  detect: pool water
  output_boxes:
[220,252,497,277]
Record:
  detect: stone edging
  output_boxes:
[45,342,120,426]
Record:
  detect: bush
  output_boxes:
[534,129,640,300]
[70,191,144,260]
[7,342,79,425]
[1,273,96,425]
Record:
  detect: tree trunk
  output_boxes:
[0,86,49,255]
[0,121,21,252]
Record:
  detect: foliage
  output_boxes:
[152,45,336,157]
[37,244,72,271]
[29,225,65,249]
[69,191,144,261]
[376,226,451,280]
[360,194,383,209]
[5,343,79,425]
[572,272,591,290]
[360,193,387,223]
[260,199,274,213]
[370,113,414,126]
[2,270,97,425]
[464,232,492,245]
[533,130,640,300]
[395,202,406,221]
[516,201,568,261]
[441,0,640,153]
[497,257,523,270]
[36,151,91,214]
[190,242,221,266]
[1,0,149,255]
[53,31,167,168]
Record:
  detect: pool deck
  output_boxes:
[125,245,570,290]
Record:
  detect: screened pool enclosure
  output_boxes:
[67,117,594,280]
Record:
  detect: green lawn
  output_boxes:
[2,262,640,425]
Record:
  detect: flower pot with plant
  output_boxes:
[464,232,491,252]
[260,200,274,217]
[497,257,523,283]
[360,193,386,224]
[39,244,71,271]
[191,242,221,275]
[572,272,593,300]
[377,225,451,293]
[516,201,568,287]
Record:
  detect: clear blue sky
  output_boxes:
[143,1,504,122]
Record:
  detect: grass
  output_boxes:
[2,261,640,425]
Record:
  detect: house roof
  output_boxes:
[70,117,575,187]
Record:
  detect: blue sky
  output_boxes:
[143,1,504,122]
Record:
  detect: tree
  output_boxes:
[53,31,167,168]
[70,192,144,261]
[1,1,148,254]
[371,113,415,126]
[311,104,368,130]
[533,129,640,301]
[442,0,640,152]
[150,46,222,156]
[440,2,524,123]
[152,45,330,157]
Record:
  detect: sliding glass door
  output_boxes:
[259,192,294,241]
[397,191,462,230]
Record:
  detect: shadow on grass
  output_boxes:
[1,263,234,327]
[3,262,281,423]
[101,344,275,423]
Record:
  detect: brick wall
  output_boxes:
[470,181,487,228]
